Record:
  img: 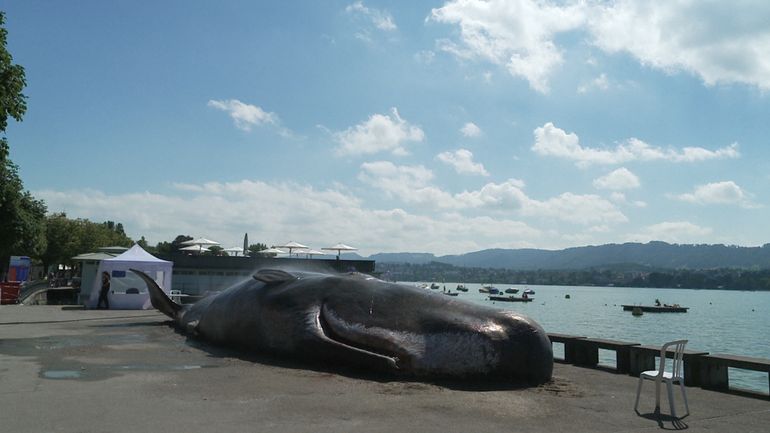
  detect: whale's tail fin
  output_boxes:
[130,268,182,319]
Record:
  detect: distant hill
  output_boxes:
[368,252,438,265]
[369,242,770,270]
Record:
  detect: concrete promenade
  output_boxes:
[1,305,768,432]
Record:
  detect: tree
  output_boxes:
[40,213,133,271]
[248,243,268,257]
[154,235,193,256]
[0,11,46,276]
[0,12,26,134]
[136,236,150,250]
[205,245,224,256]
[39,213,78,273]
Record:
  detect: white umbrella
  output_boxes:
[180,245,210,253]
[322,243,358,258]
[275,241,309,256]
[181,237,220,246]
[301,249,327,259]
[257,248,286,256]
[224,247,244,256]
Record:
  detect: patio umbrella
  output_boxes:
[275,241,309,256]
[256,248,286,256]
[322,243,358,259]
[179,245,210,253]
[224,247,244,256]
[179,237,220,254]
[181,237,220,246]
[301,249,327,259]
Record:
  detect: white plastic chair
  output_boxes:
[170,290,182,303]
[634,339,690,418]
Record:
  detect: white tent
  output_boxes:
[88,244,173,310]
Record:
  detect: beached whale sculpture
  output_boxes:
[131,268,553,384]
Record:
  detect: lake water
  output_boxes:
[405,282,770,394]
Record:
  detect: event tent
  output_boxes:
[87,244,173,309]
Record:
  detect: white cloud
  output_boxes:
[436,149,489,176]
[460,122,482,138]
[671,181,758,208]
[429,0,585,93]
[34,181,545,256]
[333,108,424,157]
[520,192,628,225]
[593,167,640,190]
[532,122,740,167]
[208,99,278,132]
[627,221,713,244]
[610,192,647,208]
[587,1,770,91]
[358,162,626,225]
[414,50,436,64]
[431,1,770,92]
[577,73,611,93]
[346,1,397,31]
[358,161,456,207]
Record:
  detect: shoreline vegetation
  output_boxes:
[376,261,770,291]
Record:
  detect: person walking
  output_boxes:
[97,271,111,309]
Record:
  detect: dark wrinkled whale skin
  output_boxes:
[131,268,552,384]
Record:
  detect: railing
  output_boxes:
[547,333,770,398]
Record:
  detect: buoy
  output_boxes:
[565,294,571,299]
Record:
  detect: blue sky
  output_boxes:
[4,1,770,256]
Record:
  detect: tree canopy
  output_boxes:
[40,213,133,270]
[0,10,46,275]
[0,12,26,135]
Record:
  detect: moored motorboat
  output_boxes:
[505,288,519,294]
[621,304,688,313]
[430,283,440,290]
[479,284,499,294]
[523,289,535,295]
[456,284,468,292]
[489,295,533,303]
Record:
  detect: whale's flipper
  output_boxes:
[130,268,182,319]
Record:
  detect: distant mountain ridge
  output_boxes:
[368,241,770,270]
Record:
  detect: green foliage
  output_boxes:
[247,243,268,257]
[0,11,46,274]
[376,262,770,291]
[204,245,224,256]
[0,12,27,134]
[154,235,193,255]
[40,213,133,269]
[136,236,150,250]
[0,154,47,267]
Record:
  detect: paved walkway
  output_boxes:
[1,305,768,432]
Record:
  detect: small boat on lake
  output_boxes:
[489,295,533,303]
[479,285,499,294]
[523,289,535,295]
[456,284,468,292]
[505,288,519,294]
[430,283,440,290]
[621,304,689,313]
[443,292,459,297]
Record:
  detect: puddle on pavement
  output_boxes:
[24,333,150,351]
[42,370,83,379]
[39,364,218,381]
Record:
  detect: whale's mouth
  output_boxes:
[317,304,406,371]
